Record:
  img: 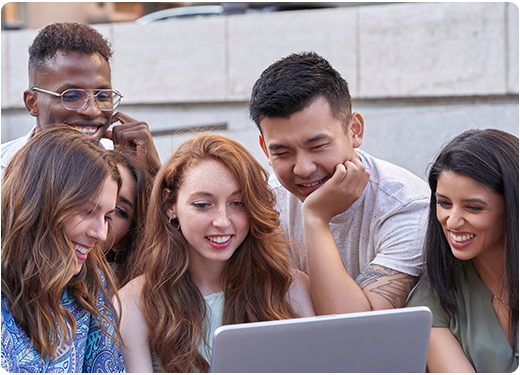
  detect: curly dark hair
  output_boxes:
[28,22,113,82]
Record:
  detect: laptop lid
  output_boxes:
[210,306,432,373]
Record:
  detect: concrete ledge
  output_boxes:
[2,3,517,109]
[110,18,227,104]
[227,7,358,100]
[359,2,510,97]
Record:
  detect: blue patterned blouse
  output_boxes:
[1,285,125,373]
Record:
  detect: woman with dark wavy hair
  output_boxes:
[103,150,153,288]
[1,127,125,372]
[119,133,315,372]
[407,129,518,372]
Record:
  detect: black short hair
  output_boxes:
[28,22,113,83]
[249,52,352,133]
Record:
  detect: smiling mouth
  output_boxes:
[73,126,98,137]
[298,178,327,188]
[74,244,90,255]
[207,235,232,244]
[450,232,475,243]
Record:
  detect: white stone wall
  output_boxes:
[2,2,518,179]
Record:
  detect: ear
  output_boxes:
[24,89,38,117]
[350,112,364,149]
[162,188,176,219]
[259,135,272,166]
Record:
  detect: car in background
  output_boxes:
[135,5,224,25]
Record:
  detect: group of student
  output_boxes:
[0,22,518,373]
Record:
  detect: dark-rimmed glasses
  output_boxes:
[31,87,123,111]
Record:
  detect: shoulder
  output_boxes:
[288,269,315,317]
[1,295,30,372]
[358,149,429,204]
[1,128,35,157]
[119,275,145,306]
[1,130,36,180]
[290,269,310,289]
[406,277,450,326]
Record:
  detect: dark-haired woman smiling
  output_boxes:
[407,129,518,372]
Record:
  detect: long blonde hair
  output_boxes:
[135,133,297,372]
[1,127,122,358]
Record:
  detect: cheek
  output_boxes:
[111,217,133,243]
[271,159,291,177]
[63,218,82,239]
[235,212,250,234]
[177,210,205,231]
[435,208,448,227]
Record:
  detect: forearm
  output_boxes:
[303,213,371,315]
[427,327,475,373]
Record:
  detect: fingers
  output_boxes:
[110,111,136,125]
[107,112,152,151]
[302,157,369,222]
[342,158,370,192]
[107,112,162,173]
[328,158,369,191]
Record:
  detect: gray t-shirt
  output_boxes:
[270,149,430,279]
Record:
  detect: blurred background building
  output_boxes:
[1,2,518,179]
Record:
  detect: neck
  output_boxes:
[472,249,507,297]
[188,256,226,296]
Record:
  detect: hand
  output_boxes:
[302,157,370,223]
[105,112,162,173]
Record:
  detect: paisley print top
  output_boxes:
[1,285,125,373]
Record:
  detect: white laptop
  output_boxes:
[210,306,432,373]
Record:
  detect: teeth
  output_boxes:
[300,179,324,188]
[207,235,231,244]
[74,244,90,255]
[74,127,97,136]
[450,232,475,243]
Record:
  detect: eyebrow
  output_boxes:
[119,196,134,208]
[190,190,242,198]
[267,133,331,151]
[435,193,488,205]
[60,84,112,91]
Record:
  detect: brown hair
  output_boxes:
[1,127,122,358]
[134,133,297,372]
[105,150,153,288]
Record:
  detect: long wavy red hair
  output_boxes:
[133,133,298,372]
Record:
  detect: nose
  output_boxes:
[78,94,103,118]
[87,218,108,243]
[445,207,465,229]
[213,206,231,229]
[293,152,317,178]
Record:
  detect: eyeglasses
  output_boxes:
[31,87,123,111]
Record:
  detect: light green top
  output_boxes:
[151,291,225,373]
[406,261,518,372]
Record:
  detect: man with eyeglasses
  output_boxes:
[1,22,161,180]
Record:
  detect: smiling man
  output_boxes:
[1,22,161,180]
[249,52,430,315]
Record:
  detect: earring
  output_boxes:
[169,215,181,231]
